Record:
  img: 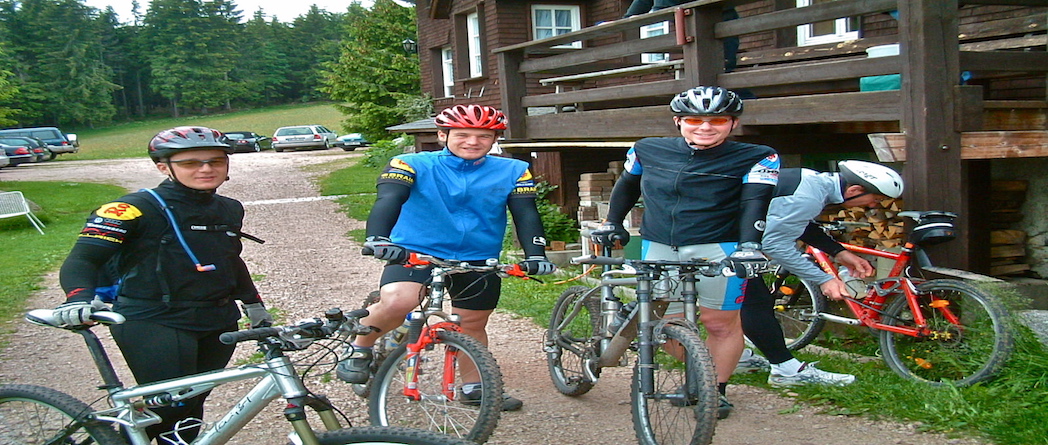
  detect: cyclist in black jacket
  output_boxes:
[594,86,779,419]
[55,126,272,442]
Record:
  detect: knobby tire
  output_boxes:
[631,324,718,445]
[311,425,476,445]
[0,384,125,445]
[546,285,601,396]
[878,279,1014,387]
[770,268,826,351]
[369,330,503,443]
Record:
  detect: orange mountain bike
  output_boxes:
[769,211,1014,387]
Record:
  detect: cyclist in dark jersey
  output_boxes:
[336,105,555,411]
[55,126,271,441]
[594,86,779,419]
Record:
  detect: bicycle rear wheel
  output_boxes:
[312,425,475,445]
[770,269,826,351]
[631,324,718,445]
[0,384,125,445]
[546,285,601,396]
[879,279,1014,387]
[369,330,502,443]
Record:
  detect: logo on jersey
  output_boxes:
[95,202,143,220]
[389,158,415,174]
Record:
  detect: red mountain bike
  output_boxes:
[770,211,1014,387]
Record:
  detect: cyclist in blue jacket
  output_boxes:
[336,105,556,411]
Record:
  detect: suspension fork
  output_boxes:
[635,269,657,395]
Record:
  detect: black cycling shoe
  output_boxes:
[717,394,733,419]
[335,348,373,384]
[461,387,524,411]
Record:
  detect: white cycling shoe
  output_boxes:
[768,361,856,387]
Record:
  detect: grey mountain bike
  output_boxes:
[0,306,473,445]
[546,245,750,445]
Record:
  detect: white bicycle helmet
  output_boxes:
[838,160,904,199]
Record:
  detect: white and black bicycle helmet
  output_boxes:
[148,126,233,161]
[838,160,904,199]
[670,86,744,116]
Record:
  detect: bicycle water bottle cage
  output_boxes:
[871,278,904,297]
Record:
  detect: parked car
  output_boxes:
[271,125,338,152]
[0,136,52,162]
[0,142,35,166]
[0,127,78,156]
[0,149,9,169]
[334,133,369,151]
[222,131,270,153]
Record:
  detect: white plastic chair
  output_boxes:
[0,191,45,235]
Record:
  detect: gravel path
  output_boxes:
[0,150,988,444]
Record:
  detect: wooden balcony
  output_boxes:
[494,0,1047,272]
[495,0,1045,149]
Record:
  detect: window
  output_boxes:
[640,21,670,64]
[532,5,581,49]
[796,0,859,46]
[467,12,483,77]
[441,46,454,98]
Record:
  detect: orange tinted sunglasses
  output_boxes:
[679,116,733,126]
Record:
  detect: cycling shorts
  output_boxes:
[380,261,502,311]
[641,240,749,311]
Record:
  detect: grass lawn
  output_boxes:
[62,102,346,160]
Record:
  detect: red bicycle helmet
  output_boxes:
[148,126,233,161]
[434,105,507,130]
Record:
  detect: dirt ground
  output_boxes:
[0,150,989,444]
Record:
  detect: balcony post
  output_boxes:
[899,0,970,269]
[497,49,528,140]
[679,5,724,88]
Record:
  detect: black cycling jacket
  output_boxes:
[59,179,259,331]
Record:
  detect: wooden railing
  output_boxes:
[494,0,1047,142]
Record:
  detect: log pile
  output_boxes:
[989,180,1029,276]
[826,198,907,250]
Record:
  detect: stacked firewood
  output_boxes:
[989,180,1029,276]
[825,199,907,250]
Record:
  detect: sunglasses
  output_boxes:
[679,116,733,126]
[168,157,229,169]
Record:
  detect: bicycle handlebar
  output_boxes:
[404,253,529,278]
[218,307,372,345]
[570,254,737,277]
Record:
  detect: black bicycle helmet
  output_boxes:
[838,160,905,199]
[148,126,233,161]
[670,86,744,116]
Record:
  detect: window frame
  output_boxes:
[795,0,860,46]
[640,21,670,64]
[531,4,582,49]
[441,46,455,98]
[466,11,483,78]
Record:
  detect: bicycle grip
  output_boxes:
[219,327,282,344]
[344,308,370,320]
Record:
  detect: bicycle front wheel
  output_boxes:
[631,324,718,445]
[770,269,826,351]
[879,279,1014,387]
[0,384,125,445]
[312,425,476,445]
[369,330,503,443]
[546,285,601,396]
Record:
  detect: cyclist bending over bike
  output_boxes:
[742,160,904,386]
[593,86,779,419]
[336,104,556,411]
[53,126,272,442]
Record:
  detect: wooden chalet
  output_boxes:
[405,0,1047,274]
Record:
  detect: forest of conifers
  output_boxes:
[0,0,420,137]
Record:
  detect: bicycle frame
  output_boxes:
[805,241,964,339]
[36,309,363,445]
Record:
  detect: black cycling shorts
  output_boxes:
[379,261,502,311]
